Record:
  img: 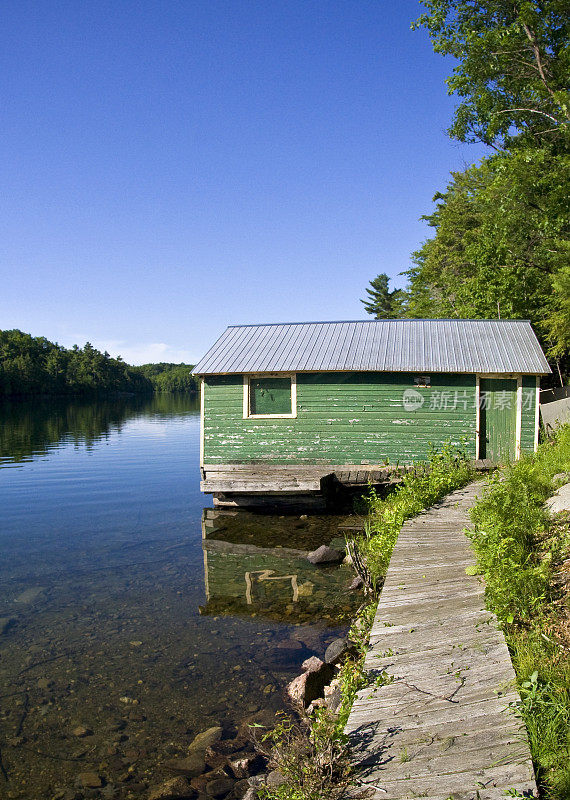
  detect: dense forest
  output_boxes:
[362,0,569,382]
[134,362,197,393]
[0,330,198,396]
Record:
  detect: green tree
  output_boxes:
[547,264,570,359]
[134,363,198,392]
[361,273,406,318]
[414,0,570,149]
[405,149,569,329]
[386,0,570,379]
[0,330,155,396]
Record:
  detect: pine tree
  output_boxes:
[361,274,404,318]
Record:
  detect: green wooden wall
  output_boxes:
[521,376,538,454]
[204,372,484,465]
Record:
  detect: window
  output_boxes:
[244,375,297,418]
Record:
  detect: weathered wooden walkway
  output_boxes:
[345,482,537,800]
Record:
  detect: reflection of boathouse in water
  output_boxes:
[200,509,359,624]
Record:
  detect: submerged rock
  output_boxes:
[306,545,343,565]
[266,639,306,668]
[75,772,103,789]
[291,627,325,651]
[238,708,278,738]
[0,616,16,636]
[164,753,206,778]
[14,586,45,604]
[348,575,364,591]
[148,776,196,799]
[188,726,223,753]
[205,776,235,797]
[72,725,93,738]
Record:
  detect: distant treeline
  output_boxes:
[0,330,198,396]
[133,362,197,393]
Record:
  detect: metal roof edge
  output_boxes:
[226,318,533,328]
[194,367,551,376]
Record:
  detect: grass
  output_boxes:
[468,424,570,799]
[351,441,475,591]
[256,443,475,800]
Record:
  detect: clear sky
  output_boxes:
[1,0,487,364]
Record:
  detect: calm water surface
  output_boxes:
[0,395,360,799]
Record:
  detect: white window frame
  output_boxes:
[243,373,297,419]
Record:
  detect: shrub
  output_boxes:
[469,424,570,798]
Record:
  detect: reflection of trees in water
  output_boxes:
[0,394,199,464]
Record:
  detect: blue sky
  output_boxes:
[1,1,487,364]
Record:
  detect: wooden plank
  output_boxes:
[201,480,321,493]
[344,482,537,800]
[201,463,405,496]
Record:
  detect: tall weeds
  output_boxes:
[469,425,570,798]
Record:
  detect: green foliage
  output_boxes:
[0,329,152,396]
[469,426,570,623]
[134,362,198,393]
[414,0,570,149]
[547,264,570,358]
[356,0,570,377]
[469,425,570,796]
[0,330,198,396]
[255,709,351,800]
[403,149,570,361]
[509,632,570,799]
[356,443,474,588]
[360,273,406,319]
[335,602,379,729]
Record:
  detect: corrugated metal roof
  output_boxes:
[192,319,551,375]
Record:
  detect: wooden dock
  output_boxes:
[345,482,537,800]
[201,463,495,508]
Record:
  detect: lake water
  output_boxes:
[0,395,361,799]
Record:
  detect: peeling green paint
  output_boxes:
[203,372,537,465]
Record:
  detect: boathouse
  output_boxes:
[192,319,550,506]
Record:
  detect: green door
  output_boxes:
[479,378,517,462]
